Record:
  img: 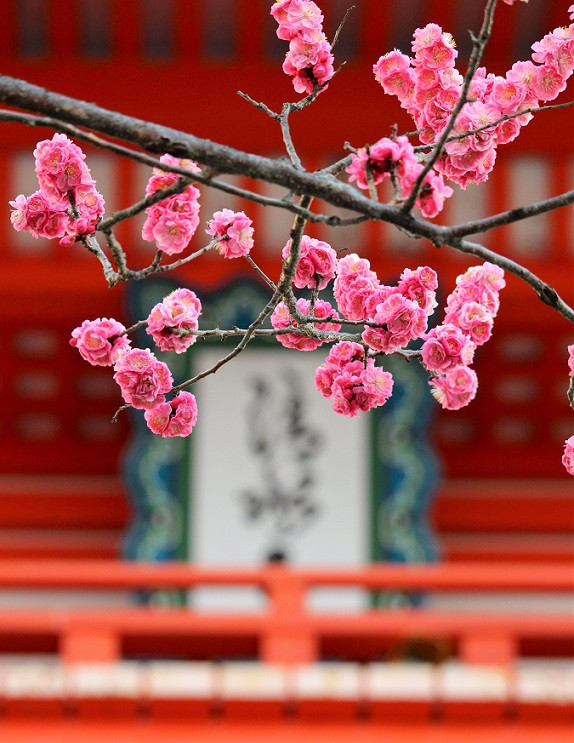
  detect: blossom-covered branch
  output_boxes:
[4,0,574,475]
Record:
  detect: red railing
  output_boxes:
[0,561,571,665]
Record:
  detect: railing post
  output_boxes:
[260,566,317,665]
[61,621,120,664]
[459,633,516,665]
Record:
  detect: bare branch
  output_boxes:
[171,289,282,393]
[331,5,356,50]
[445,237,574,324]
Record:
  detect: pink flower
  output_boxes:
[531,63,567,102]
[145,154,201,195]
[347,136,417,191]
[10,135,105,246]
[272,0,334,94]
[144,391,198,438]
[568,345,574,377]
[271,298,340,351]
[9,194,29,232]
[287,0,324,31]
[373,50,411,85]
[362,292,428,353]
[142,156,201,255]
[562,435,574,476]
[362,363,394,405]
[282,235,336,289]
[398,266,438,314]
[333,254,379,321]
[421,324,475,374]
[314,342,393,417]
[113,348,173,410]
[146,288,202,353]
[400,164,454,218]
[33,133,91,197]
[449,301,494,345]
[206,209,254,258]
[70,318,131,367]
[12,190,69,240]
[430,365,478,410]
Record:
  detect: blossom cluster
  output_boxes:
[70,289,203,437]
[282,235,337,289]
[10,133,104,245]
[142,154,201,255]
[374,10,574,188]
[70,318,131,367]
[206,209,254,258]
[271,297,340,351]
[112,346,197,438]
[346,135,453,218]
[423,262,505,410]
[146,288,202,354]
[271,0,334,95]
[113,348,173,410]
[334,255,437,353]
[144,391,198,438]
[314,342,394,418]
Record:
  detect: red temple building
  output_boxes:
[0,2,572,741]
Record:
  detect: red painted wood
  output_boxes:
[0,560,570,592]
[0,720,572,743]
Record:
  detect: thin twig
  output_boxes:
[279,102,304,170]
[79,233,117,285]
[171,290,282,393]
[99,176,193,231]
[446,237,574,323]
[243,255,278,292]
[331,5,356,50]
[236,91,279,121]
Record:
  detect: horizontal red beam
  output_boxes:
[0,607,570,638]
[0,560,570,593]
[0,720,573,743]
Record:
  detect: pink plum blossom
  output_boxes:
[346,136,417,191]
[144,391,198,438]
[206,209,254,258]
[562,435,574,475]
[113,348,173,410]
[373,12,574,190]
[272,0,334,94]
[400,163,454,217]
[142,155,201,255]
[271,298,340,351]
[282,235,337,289]
[333,254,379,321]
[421,324,476,374]
[146,288,202,353]
[397,266,438,315]
[70,318,131,367]
[10,134,105,246]
[314,342,393,418]
[429,364,478,410]
[362,291,428,353]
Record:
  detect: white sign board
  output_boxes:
[188,347,371,611]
